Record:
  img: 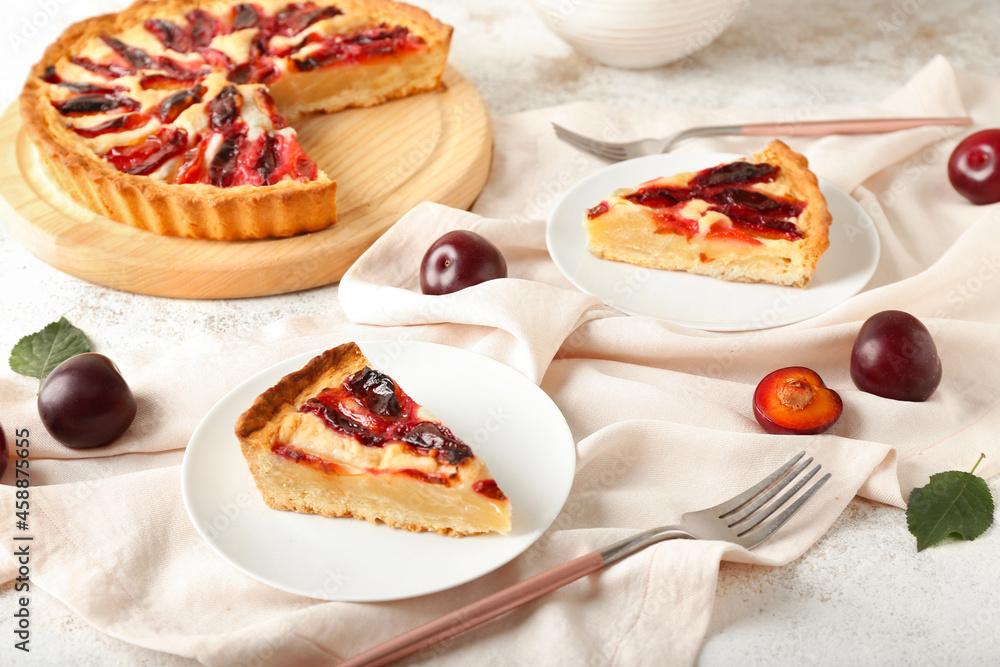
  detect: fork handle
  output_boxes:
[739,116,971,137]
[338,551,605,667]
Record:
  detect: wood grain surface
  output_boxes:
[0,66,492,299]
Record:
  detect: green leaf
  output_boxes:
[906,458,995,552]
[9,317,92,382]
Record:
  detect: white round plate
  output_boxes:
[546,152,881,331]
[181,340,576,601]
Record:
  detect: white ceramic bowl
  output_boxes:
[528,0,747,69]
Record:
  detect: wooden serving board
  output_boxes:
[0,66,492,299]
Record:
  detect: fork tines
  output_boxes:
[552,123,631,161]
[721,451,831,542]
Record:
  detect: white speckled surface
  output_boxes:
[2,0,1000,664]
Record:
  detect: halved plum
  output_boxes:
[753,367,843,435]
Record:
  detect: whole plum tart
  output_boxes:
[19,0,452,240]
[584,140,832,288]
[234,342,512,537]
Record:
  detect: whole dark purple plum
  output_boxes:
[38,353,137,449]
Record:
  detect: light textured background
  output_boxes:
[2,0,1000,664]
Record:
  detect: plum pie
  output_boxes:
[584,140,832,288]
[19,0,452,239]
[234,342,512,537]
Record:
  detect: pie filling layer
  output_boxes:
[280,365,505,501]
[38,1,429,188]
[587,160,808,246]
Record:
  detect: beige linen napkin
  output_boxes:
[3,55,1000,666]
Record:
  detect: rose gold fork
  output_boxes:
[338,450,831,667]
[553,116,972,161]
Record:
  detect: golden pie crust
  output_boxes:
[585,140,832,288]
[235,342,512,537]
[19,0,452,240]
